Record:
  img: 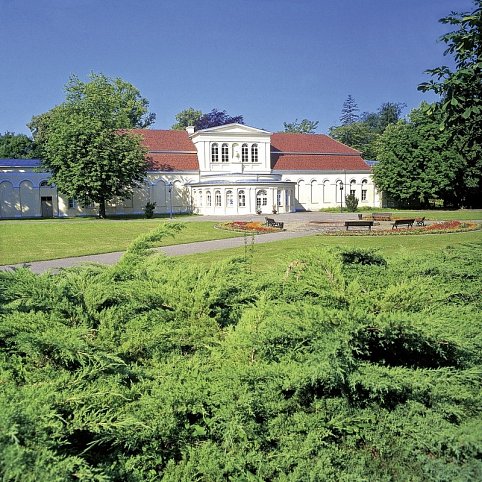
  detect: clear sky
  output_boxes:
[0,0,474,136]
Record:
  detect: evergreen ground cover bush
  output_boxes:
[1,225,481,480]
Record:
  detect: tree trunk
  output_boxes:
[98,196,106,218]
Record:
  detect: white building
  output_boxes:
[0,123,379,218]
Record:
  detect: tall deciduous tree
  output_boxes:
[0,132,38,158]
[418,0,482,207]
[340,95,359,125]
[171,107,203,130]
[283,118,319,134]
[195,109,244,130]
[373,103,464,207]
[29,73,154,218]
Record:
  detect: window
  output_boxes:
[206,191,212,207]
[277,189,282,207]
[198,190,203,206]
[238,189,246,207]
[350,180,356,197]
[215,190,221,207]
[68,198,77,208]
[226,190,234,206]
[251,144,258,163]
[221,143,229,163]
[256,189,268,209]
[211,143,219,162]
[361,180,368,201]
[242,144,248,163]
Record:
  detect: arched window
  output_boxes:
[211,143,219,163]
[251,144,258,163]
[361,179,368,201]
[206,191,212,207]
[226,190,234,207]
[350,180,356,197]
[198,190,203,206]
[238,189,246,207]
[215,190,222,207]
[277,189,283,207]
[242,143,249,163]
[323,180,329,203]
[221,143,229,163]
[256,189,268,210]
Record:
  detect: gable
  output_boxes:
[194,123,271,136]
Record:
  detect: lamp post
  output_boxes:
[339,183,344,212]
[167,181,173,219]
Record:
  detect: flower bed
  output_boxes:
[323,221,480,236]
[218,221,282,234]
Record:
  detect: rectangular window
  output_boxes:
[238,190,246,207]
[68,198,77,208]
[215,191,221,207]
[361,190,367,201]
[350,189,356,197]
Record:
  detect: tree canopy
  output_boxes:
[195,109,244,130]
[30,73,153,217]
[0,132,38,158]
[282,118,319,134]
[418,0,481,207]
[340,95,359,125]
[372,102,465,207]
[171,107,203,130]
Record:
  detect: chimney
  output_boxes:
[186,126,195,135]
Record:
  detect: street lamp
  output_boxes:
[339,182,344,212]
[167,181,173,219]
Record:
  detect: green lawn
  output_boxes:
[0,219,242,265]
[187,230,482,273]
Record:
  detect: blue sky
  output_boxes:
[0,0,474,136]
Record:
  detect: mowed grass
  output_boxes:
[0,218,242,265]
[186,230,482,273]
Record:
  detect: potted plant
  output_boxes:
[256,208,262,215]
[272,205,278,214]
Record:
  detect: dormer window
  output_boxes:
[221,143,229,163]
[211,143,219,163]
[242,144,248,163]
[251,144,258,163]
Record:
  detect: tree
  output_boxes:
[418,0,482,207]
[0,132,38,158]
[282,118,319,134]
[171,107,202,130]
[30,73,153,218]
[340,95,359,125]
[373,103,464,207]
[194,109,244,130]
[329,122,378,159]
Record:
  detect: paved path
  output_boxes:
[3,212,351,274]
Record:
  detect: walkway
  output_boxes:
[3,212,357,274]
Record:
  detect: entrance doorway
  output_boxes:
[41,196,53,218]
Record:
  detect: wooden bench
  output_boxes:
[392,218,415,229]
[372,212,392,221]
[415,217,425,226]
[345,220,374,230]
[265,217,284,229]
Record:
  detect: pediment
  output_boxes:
[194,123,271,136]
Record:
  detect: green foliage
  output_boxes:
[373,102,468,208]
[340,94,359,125]
[0,230,481,480]
[143,201,156,219]
[171,107,202,130]
[418,1,482,207]
[282,118,319,134]
[344,193,359,212]
[0,132,38,159]
[29,73,154,218]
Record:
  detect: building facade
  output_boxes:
[0,124,379,218]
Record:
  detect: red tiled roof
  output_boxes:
[147,153,198,171]
[130,129,196,151]
[270,132,368,171]
[130,129,199,171]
